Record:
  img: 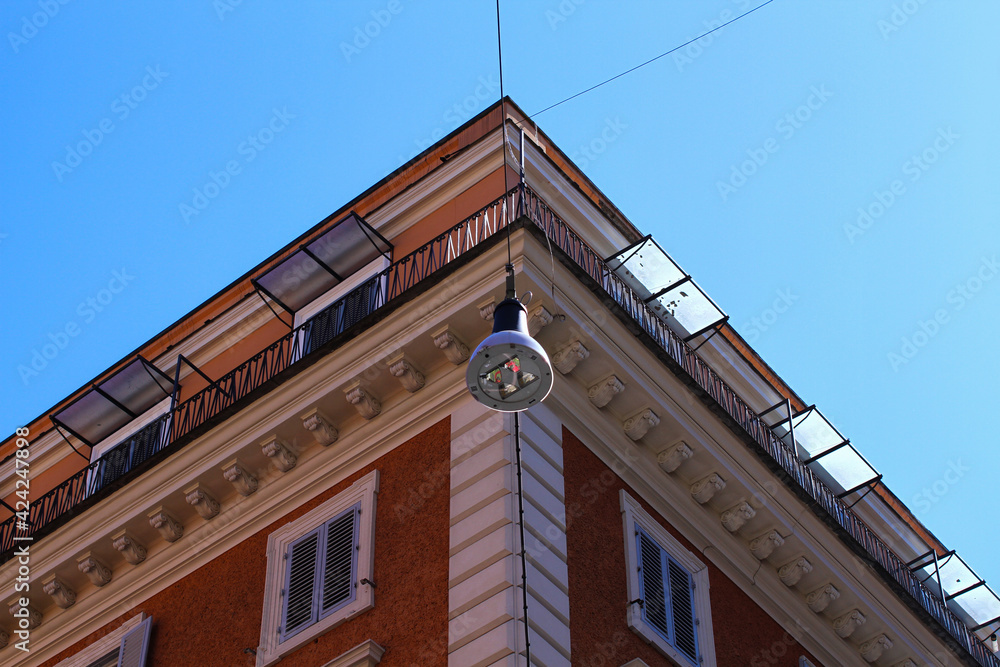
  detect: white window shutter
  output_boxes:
[116,617,152,667]
[668,557,698,663]
[281,529,322,641]
[637,528,670,639]
[319,507,359,616]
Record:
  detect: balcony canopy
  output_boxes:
[606,236,728,341]
[51,356,175,447]
[911,550,1000,638]
[252,211,392,314]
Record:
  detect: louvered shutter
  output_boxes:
[668,556,698,664]
[319,506,359,617]
[116,616,152,667]
[281,529,321,641]
[637,529,670,639]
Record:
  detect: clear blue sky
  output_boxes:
[2,1,997,614]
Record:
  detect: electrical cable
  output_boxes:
[529,0,777,119]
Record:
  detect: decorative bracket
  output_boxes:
[527,304,553,336]
[552,339,589,375]
[588,375,624,408]
[657,442,693,474]
[388,353,425,393]
[860,634,893,662]
[720,501,755,533]
[749,529,784,561]
[77,551,112,587]
[111,529,147,565]
[806,583,840,614]
[261,435,298,472]
[623,408,659,441]
[42,574,76,609]
[834,609,866,638]
[7,598,41,630]
[222,458,258,497]
[690,473,726,504]
[431,325,469,365]
[148,506,184,542]
[345,380,381,420]
[478,298,496,321]
[301,407,338,446]
[778,556,812,587]
[184,482,221,520]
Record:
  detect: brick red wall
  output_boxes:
[41,418,451,667]
[563,427,822,667]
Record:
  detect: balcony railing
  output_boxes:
[2,184,993,666]
[517,187,998,667]
[0,190,515,561]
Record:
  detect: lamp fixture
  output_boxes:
[467,265,553,412]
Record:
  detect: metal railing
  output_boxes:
[0,190,517,561]
[2,184,992,665]
[517,187,998,667]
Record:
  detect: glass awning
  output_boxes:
[606,236,728,341]
[911,551,1000,637]
[51,356,175,447]
[769,405,881,498]
[252,211,392,314]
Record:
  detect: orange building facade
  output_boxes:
[1,99,997,667]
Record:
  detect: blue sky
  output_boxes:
[2,1,997,616]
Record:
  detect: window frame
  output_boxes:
[621,490,716,667]
[55,614,151,667]
[257,470,379,667]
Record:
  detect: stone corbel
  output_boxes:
[111,529,147,565]
[148,507,184,542]
[261,435,298,472]
[431,325,469,365]
[657,441,693,473]
[720,501,755,533]
[7,598,41,629]
[860,634,893,662]
[301,407,338,446]
[552,339,589,375]
[778,556,812,587]
[222,458,258,497]
[42,574,76,609]
[77,551,112,587]
[893,660,917,667]
[0,629,7,648]
[527,305,553,336]
[691,473,726,504]
[478,298,496,321]
[748,529,784,561]
[806,583,840,613]
[834,609,866,638]
[388,353,425,393]
[345,380,381,419]
[623,408,659,441]
[588,375,624,408]
[184,482,221,520]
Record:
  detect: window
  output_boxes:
[257,470,379,667]
[56,614,152,667]
[621,491,716,667]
